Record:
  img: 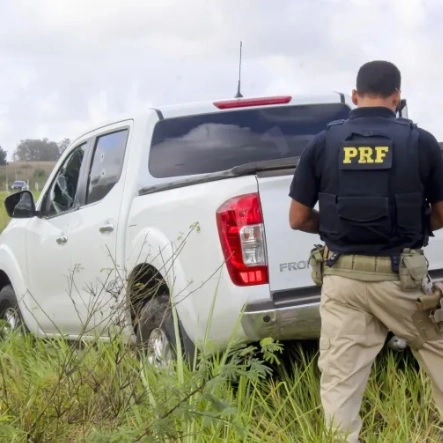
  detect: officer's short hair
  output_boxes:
[356,61,401,98]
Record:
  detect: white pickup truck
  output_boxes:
[2,92,443,363]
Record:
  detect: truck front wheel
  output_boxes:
[0,285,26,338]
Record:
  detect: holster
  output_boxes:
[416,281,443,323]
[411,281,443,344]
[398,248,428,291]
[308,244,325,286]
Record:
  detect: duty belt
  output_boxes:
[322,248,400,282]
[322,247,427,286]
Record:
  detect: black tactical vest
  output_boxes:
[318,115,429,256]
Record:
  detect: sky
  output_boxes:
[0,0,442,160]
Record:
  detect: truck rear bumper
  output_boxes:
[241,295,321,342]
[240,288,419,353]
[241,268,443,348]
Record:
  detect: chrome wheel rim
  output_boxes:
[1,307,21,337]
[146,328,173,367]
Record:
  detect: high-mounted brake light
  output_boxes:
[216,193,269,286]
[213,96,292,110]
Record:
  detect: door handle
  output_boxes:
[99,222,114,233]
[56,234,68,245]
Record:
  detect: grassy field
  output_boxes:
[0,192,11,230]
[0,161,55,194]
[0,191,441,441]
[0,333,440,442]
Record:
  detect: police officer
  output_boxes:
[288,60,443,442]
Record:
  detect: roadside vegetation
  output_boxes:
[0,161,54,193]
[0,190,441,442]
[0,331,441,442]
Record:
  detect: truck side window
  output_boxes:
[42,144,86,218]
[86,129,129,205]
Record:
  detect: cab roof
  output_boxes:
[73,91,352,142]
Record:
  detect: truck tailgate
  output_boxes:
[257,173,320,292]
[257,172,443,293]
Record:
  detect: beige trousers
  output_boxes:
[318,275,443,443]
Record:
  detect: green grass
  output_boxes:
[0,334,440,442]
[0,196,10,232]
[0,189,441,442]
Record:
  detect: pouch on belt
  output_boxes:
[398,248,428,291]
[308,244,325,286]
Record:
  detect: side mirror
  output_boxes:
[4,191,37,218]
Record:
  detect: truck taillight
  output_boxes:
[216,193,269,286]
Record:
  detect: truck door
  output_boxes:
[25,140,92,335]
[62,122,132,337]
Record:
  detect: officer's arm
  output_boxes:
[430,202,443,231]
[289,200,319,233]
[288,135,322,234]
[421,131,443,230]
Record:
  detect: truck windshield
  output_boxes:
[148,102,351,178]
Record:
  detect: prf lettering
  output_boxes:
[342,146,389,164]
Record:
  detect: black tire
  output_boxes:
[0,284,27,337]
[136,294,195,366]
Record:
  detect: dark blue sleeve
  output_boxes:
[419,129,443,204]
[288,132,324,207]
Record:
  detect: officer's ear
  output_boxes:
[391,89,401,109]
[351,89,359,105]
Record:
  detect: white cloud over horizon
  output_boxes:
[0,0,442,158]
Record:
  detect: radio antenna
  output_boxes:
[234,41,243,98]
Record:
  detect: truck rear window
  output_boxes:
[148,102,351,178]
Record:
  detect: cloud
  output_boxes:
[0,0,442,160]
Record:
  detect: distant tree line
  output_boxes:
[12,138,71,162]
[0,138,71,166]
[0,147,6,166]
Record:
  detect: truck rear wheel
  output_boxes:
[136,294,195,367]
[0,285,26,338]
